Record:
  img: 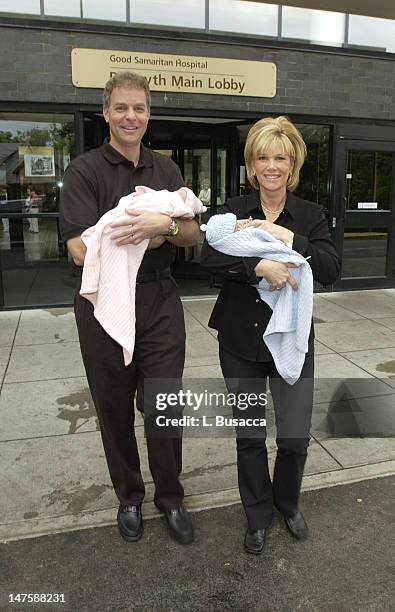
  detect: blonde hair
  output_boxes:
[244,116,306,192]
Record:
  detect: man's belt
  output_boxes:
[136,267,172,283]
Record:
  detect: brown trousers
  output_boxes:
[74,278,186,510]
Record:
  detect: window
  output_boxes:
[131,0,205,29]
[282,6,345,46]
[210,1,278,37]
[348,15,395,53]
[345,150,392,211]
[82,0,126,22]
[0,113,76,308]
[0,0,40,14]
[0,113,75,213]
[44,0,81,18]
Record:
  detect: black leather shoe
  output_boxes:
[163,507,194,544]
[244,528,266,554]
[117,504,143,542]
[284,510,309,540]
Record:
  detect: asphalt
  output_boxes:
[1,476,394,612]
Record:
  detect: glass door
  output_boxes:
[182,148,211,267]
[334,140,394,289]
[0,112,76,309]
[146,119,233,293]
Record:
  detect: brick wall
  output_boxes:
[0,25,394,120]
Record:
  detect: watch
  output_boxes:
[166,218,179,237]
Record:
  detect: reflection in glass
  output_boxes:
[295,124,330,209]
[153,149,173,158]
[216,148,227,207]
[348,15,395,53]
[83,0,126,21]
[282,6,345,46]
[0,0,40,14]
[341,231,388,279]
[1,217,78,307]
[346,151,392,211]
[131,0,205,29]
[239,165,247,195]
[0,113,75,307]
[183,149,210,264]
[0,113,75,213]
[209,1,278,36]
[44,0,81,17]
[184,148,211,195]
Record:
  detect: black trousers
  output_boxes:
[219,346,314,531]
[74,278,186,510]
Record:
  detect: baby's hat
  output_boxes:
[200,213,237,243]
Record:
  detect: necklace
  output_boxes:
[260,195,286,214]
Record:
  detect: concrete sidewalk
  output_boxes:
[0,289,394,543]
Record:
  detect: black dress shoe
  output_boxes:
[284,510,309,540]
[244,528,266,554]
[117,504,143,542]
[163,507,194,545]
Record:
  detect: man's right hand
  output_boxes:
[254,259,298,291]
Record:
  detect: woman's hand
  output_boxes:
[251,220,294,245]
[254,259,298,291]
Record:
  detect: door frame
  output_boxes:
[333,130,395,290]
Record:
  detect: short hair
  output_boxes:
[102,71,151,110]
[244,116,306,192]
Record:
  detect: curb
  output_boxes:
[1,459,394,544]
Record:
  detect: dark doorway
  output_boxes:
[333,138,395,289]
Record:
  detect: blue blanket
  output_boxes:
[205,214,314,385]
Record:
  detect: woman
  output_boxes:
[198,178,211,207]
[201,116,339,554]
[26,188,40,234]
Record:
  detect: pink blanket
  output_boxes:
[80,186,206,365]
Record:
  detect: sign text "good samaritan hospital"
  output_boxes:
[71,49,276,98]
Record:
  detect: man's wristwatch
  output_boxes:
[166,218,179,237]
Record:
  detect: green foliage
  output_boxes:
[0,122,75,155]
[0,131,19,143]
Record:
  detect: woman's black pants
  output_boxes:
[219,346,314,531]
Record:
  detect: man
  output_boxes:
[59,71,199,545]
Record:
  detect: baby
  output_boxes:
[200,211,314,386]
[175,187,188,203]
[81,185,206,368]
[200,214,253,237]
